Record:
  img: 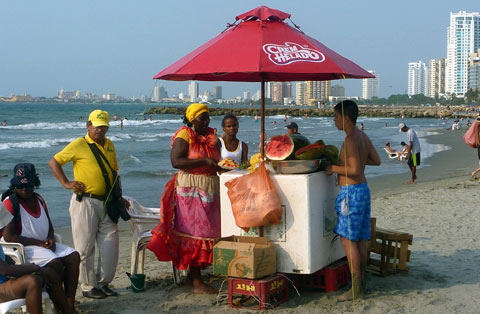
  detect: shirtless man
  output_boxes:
[326,100,381,301]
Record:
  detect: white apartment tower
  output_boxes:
[469,49,480,92]
[408,61,429,96]
[152,85,167,102]
[295,82,307,105]
[446,11,480,97]
[188,81,199,99]
[429,59,446,98]
[362,70,379,99]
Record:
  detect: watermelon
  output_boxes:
[294,142,324,158]
[265,134,310,161]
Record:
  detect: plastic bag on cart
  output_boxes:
[224,162,282,231]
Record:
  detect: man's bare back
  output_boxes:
[337,128,377,186]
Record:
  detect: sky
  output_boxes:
[1,0,479,99]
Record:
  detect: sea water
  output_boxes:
[0,103,450,227]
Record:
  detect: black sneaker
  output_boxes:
[82,288,106,299]
[101,285,118,297]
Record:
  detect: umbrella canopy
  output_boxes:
[154,6,374,160]
[154,6,374,82]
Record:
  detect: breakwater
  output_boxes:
[147,105,476,119]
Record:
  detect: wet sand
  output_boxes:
[54,127,480,314]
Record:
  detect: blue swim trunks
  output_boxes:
[334,183,371,241]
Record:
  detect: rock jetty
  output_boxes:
[147,105,476,119]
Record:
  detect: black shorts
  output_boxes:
[477,146,480,160]
[407,152,421,167]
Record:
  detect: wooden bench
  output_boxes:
[367,218,413,276]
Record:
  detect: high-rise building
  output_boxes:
[305,81,330,105]
[429,59,446,98]
[152,85,167,102]
[331,84,345,97]
[188,81,199,99]
[469,49,480,92]
[362,70,379,99]
[271,82,291,103]
[446,11,480,97]
[266,82,273,99]
[213,86,222,99]
[243,91,251,100]
[295,82,307,105]
[408,61,429,96]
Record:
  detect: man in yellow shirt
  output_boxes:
[49,110,119,299]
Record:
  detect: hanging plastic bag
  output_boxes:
[224,162,282,230]
[463,120,480,148]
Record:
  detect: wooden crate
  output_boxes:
[367,218,413,276]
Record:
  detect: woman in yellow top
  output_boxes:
[148,103,222,294]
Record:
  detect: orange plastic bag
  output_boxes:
[224,162,282,229]
[463,121,480,148]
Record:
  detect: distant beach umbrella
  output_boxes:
[153,5,374,156]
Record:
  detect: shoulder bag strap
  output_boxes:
[84,138,112,199]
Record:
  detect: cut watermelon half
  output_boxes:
[265,134,295,161]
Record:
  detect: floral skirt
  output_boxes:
[147,171,220,270]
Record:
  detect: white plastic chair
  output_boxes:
[0,237,58,314]
[123,196,183,284]
[384,148,406,160]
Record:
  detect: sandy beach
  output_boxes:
[52,127,480,314]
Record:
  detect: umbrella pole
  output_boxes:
[260,80,265,238]
[260,80,265,159]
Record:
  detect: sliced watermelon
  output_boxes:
[266,134,294,161]
[266,134,310,161]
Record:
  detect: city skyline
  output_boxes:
[1,1,479,99]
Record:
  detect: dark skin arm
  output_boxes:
[3,219,54,251]
[241,142,249,164]
[171,137,221,171]
[0,257,41,278]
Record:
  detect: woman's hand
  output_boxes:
[42,238,56,252]
[204,158,222,171]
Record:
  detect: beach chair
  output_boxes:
[123,196,183,285]
[383,148,407,161]
[0,237,59,314]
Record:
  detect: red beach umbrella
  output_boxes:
[154,6,374,156]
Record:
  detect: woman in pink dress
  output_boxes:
[148,103,222,294]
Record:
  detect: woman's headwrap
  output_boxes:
[186,103,209,122]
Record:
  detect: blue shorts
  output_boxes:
[334,183,371,241]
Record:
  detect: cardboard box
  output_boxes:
[213,236,276,279]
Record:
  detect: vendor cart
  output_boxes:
[220,170,345,274]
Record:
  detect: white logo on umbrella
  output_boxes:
[263,42,325,65]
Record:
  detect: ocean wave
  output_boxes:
[9,121,85,130]
[0,137,78,150]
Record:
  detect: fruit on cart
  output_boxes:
[265,134,310,161]
[294,142,324,159]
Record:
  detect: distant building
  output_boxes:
[102,93,116,101]
[243,91,251,100]
[469,49,480,92]
[306,81,330,105]
[331,84,345,98]
[152,85,167,102]
[271,82,291,103]
[58,89,80,99]
[429,58,446,98]
[213,86,222,99]
[408,61,429,96]
[188,81,199,99]
[252,90,261,101]
[446,11,480,97]
[266,82,272,99]
[362,70,379,99]
[295,82,307,105]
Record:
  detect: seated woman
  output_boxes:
[1,163,80,313]
[384,142,398,158]
[219,114,248,167]
[147,103,222,294]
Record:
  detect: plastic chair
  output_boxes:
[0,291,52,314]
[383,148,406,160]
[0,238,58,314]
[123,196,183,284]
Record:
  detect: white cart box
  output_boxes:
[220,169,345,274]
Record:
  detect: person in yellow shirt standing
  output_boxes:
[48,110,120,299]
